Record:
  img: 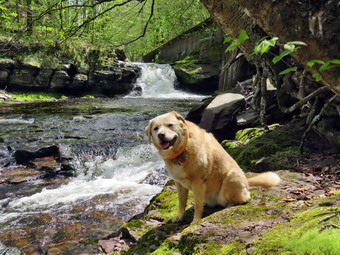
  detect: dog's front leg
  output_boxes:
[172,181,188,223]
[191,179,206,224]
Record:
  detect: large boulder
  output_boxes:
[8,63,39,88]
[173,60,219,94]
[70,73,88,89]
[199,93,246,131]
[50,70,71,89]
[33,69,53,88]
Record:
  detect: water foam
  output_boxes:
[5,144,163,214]
[127,62,206,99]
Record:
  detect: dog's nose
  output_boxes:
[158,132,165,139]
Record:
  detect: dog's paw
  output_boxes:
[171,214,184,223]
[190,217,201,224]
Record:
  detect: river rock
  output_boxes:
[14,145,60,164]
[9,64,39,87]
[0,58,15,69]
[0,70,9,86]
[70,73,88,89]
[173,63,219,94]
[236,109,259,126]
[199,93,246,131]
[34,69,54,88]
[50,70,71,89]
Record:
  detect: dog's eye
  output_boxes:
[153,127,159,131]
[167,124,173,128]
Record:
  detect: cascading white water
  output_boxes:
[0,63,206,252]
[127,63,205,99]
[1,143,163,219]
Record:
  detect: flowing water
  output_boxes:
[0,63,206,254]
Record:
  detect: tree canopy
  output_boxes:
[0,0,209,60]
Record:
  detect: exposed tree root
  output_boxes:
[300,94,338,153]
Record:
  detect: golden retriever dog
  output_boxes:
[145,111,280,224]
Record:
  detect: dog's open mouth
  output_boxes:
[159,137,177,150]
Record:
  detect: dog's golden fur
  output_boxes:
[146,111,280,223]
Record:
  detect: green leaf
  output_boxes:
[319,63,336,72]
[225,41,240,52]
[267,37,278,46]
[312,73,322,81]
[254,44,262,55]
[279,67,298,75]
[238,30,249,43]
[260,43,271,55]
[272,49,291,64]
[306,59,325,67]
[289,41,307,46]
[284,43,295,52]
[328,59,340,65]
[224,36,233,43]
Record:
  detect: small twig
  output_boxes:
[279,86,328,114]
[319,224,340,232]
[300,94,338,153]
[229,208,238,216]
[251,64,261,110]
[259,75,267,126]
[306,96,319,124]
[298,70,307,100]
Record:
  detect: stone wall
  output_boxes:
[0,59,140,95]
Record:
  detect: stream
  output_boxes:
[0,63,206,254]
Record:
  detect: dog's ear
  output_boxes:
[145,119,153,138]
[171,111,186,124]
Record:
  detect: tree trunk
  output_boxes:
[201,0,340,96]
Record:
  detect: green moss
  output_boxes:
[152,242,179,254]
[124,219,145,229]
[221,124,302,171]
[193,239,246,255]
[251,205,340,255]
[146,181,193,222]
[10,92,66,101]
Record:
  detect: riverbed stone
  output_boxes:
[34,69,53,88]
[9,67,39,87]
[0,70,8,85]
[236,109,259,126]
[199,93,246,131]
[50,70,71,89]
[0,58,15,69]
[14,145,60,164]
[71,73,88,89]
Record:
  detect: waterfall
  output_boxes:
[127,63,204,99]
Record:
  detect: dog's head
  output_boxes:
[145,111,188,158]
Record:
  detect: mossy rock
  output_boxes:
[222,124,302,171]
[107,170,339,255]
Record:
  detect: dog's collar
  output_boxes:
[165,136,188,161]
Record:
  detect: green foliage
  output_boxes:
[224,30,249,52]
[0,0,209,60]
[272,41,306,64]
[254,37,278,55]
[307,59,340,81]
[279,66,298,75]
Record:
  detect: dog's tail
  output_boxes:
[247,172,281,188]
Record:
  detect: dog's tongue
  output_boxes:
[160,142,170,150]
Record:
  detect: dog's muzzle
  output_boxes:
[159,136,177,150]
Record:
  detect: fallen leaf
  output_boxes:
[244,226,256,231]
[304,201,313,207]
[279,196,297,203]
